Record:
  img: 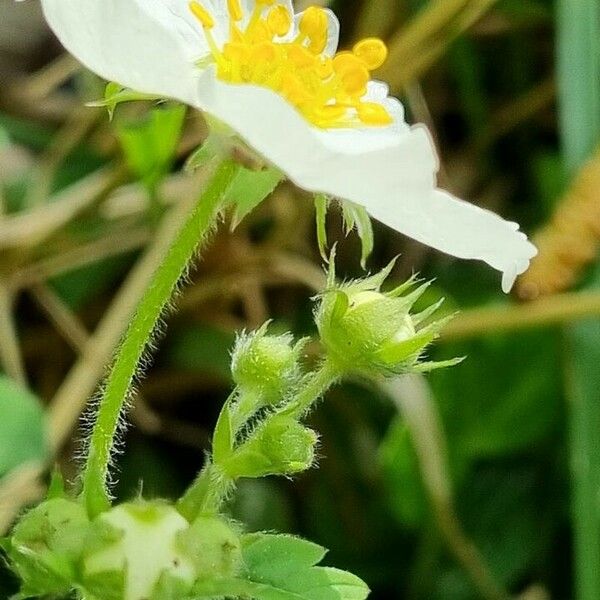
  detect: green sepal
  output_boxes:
[375,331,436,365]
[212,400,234,465]
[184,132,225,172]
[226,166,284,229]
[314,194,330,262]
[87,82,162,120]
[341,201,374,269]
[81,569,124,600]
[328,290,349,325]
[411,356,466,373]
[45,468,66,500]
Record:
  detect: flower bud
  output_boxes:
[315,261,460,377]
[7,498,89,597]
[231,324,305,404]
[80,501,242,600]
[223,415,317,478]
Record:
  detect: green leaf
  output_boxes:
[192,534,369,600]
[340,201,374,269]
[243,533,327,578]
[227,166,283,229]
[117,104,186,193]
[0,376,48,476]
[88,82,162,120]
[314,194,330,262]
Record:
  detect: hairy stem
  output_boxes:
[177,462,234,521]
[281,357,341,418]
[177,359,341,521]
[82,159,240,518]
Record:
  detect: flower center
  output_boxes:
[189,0,392,129]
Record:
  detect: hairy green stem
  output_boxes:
[82,159,240,518]
[281,357,341,418]
[177,359,341,521]
[177,462,234,521]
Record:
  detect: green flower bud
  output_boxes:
[7,498,89,597]
[315,261,461,377]
[80,501,242,600]
[231,324,305,403]
[223,415,318,478]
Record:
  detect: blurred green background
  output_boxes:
[0,0,599,598]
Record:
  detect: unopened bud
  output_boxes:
[316,261,460,376]
[231,324,305,404]
[223,415,317,478]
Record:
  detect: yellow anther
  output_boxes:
[353,38,388,71]
[189,1,215,29]
[338,64,369,97]
[317,57,334,79]
[357,102,393,126]
[299,7,329,50]
[267,5,292,37]
[332,51,363,73]
[227,0,243,22]
[246,19,271,43]
[188,0,392,129]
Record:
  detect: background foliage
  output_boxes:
[0,0,598,598]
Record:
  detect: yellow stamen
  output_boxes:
[357,102,394,126]
[353,38,388,71]
[298,7,329,54]
[189,1,214,29]
[267,5,292,37]
[188,2,393,130]
[227,0,243,22]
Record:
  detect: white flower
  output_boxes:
[33,0,536,291]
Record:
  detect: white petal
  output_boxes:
[194,70,536,288]
[39,0,203,105]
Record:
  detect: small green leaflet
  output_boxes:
[315,197,374,268]
[192,533,370,600]
[117,104,186,194]
[88,82,162,121]
[225,166,284,229]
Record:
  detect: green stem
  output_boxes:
[177,462,234,521]
[178,359,341,521]
[82,159,240,518]
[281,357,341,419]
